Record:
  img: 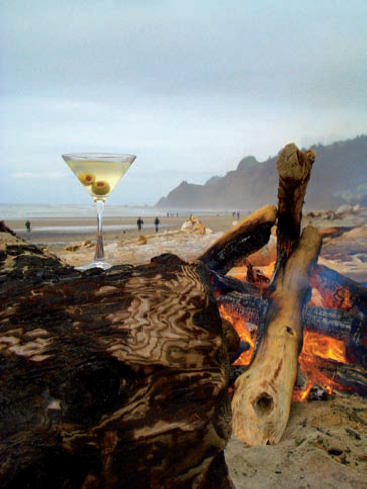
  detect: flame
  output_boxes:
[292,331,348,401]
[301,331,347,364]
[220,305,349,402]
[222,258,356,401]
[219,304,255,365]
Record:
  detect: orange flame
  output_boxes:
[219,304,255,365]
[222,259,354,401]
[220,304,349,402]
[301,331,347,364]
[292,331,348,401]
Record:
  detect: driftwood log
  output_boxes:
[0,233,236,488]
[227,144,319,445]
[198,205,277,275]
[200,143,366,443]
[231,226,322,444]
[276,143,315,264]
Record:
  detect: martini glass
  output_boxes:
[62,153,136,270]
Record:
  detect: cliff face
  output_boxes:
[156,135,367,211]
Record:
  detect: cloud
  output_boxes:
[1,1,366,205]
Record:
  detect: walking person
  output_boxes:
[25,220,31,233]
[154,216,160,233]
[137,217,144,233]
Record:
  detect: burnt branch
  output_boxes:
[198,205,277,274]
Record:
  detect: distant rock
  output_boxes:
[236,155,258,171]
[205,175,222,185]
[156,135,367,211]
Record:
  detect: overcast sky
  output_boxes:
[1,0,366,206]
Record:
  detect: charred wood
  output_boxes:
[198,205,277,274]
[300,357,367,398]
[311,264,367,315]
[217,292,262,327]
[218,291,366,368]
[209,271,261,298]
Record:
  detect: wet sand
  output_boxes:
[6,213,237,253]
[5,210,367,282]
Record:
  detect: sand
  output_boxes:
[226,396,367,488]
[7,213,235,253]
[4,210,367,488]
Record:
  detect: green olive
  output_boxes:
[78,172,95,186]
[92,180,111,195]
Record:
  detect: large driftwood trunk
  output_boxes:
[0,233,235,489]
[231,226,322,445]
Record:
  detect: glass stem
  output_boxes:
[94,199,105,262]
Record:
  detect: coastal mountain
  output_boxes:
[156,135,367,211]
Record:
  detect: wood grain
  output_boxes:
[0,235,234,488]
[231,226,322,445]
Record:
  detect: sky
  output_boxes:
[1,0,366,206]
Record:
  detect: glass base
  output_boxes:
[75,260,113,271]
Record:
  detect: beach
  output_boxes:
[2,206,367,487]
[6,206,367,283]
[6,212,238,260]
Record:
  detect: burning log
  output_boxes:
[218,292,366,367]
[217,292,263,327]
[198,204,277,274]
[311,264,367,315]
[276,143,316,265]
[231,225,322,445]
[0,235,234,488]
[209,270,261,298]
[219,294,367,399]
[304,308,366,368]
[298,357,367,398]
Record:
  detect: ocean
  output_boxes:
[0,203,168,220]
[1,203,230,220]
[0,203,180,235]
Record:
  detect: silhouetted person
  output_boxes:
[137,217,144,232]
[154,217,160,233]
[25,220,31,233]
